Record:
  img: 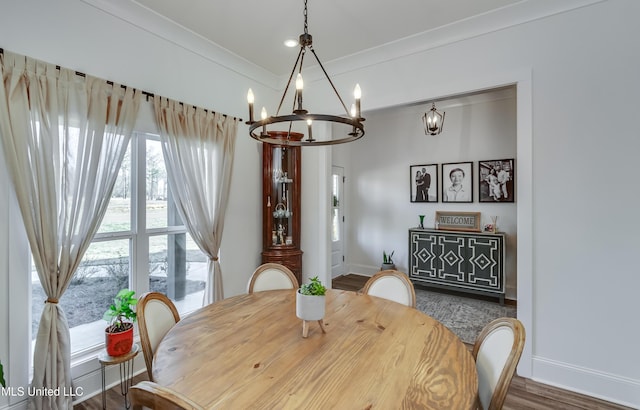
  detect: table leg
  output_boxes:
[119,357,135,409]
[101,364,106,410]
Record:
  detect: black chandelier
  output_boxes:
[246,0,365,146]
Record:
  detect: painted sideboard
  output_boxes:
[408,228,505,304]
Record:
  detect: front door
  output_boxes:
[331,166,345,278]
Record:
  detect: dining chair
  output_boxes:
[472,317,526,410]
[137,292,181,381]
[247,263,299,293]
[130,380,204,410]
[362,269,416,308]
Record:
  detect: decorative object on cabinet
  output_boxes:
[262,132,303,283]
[409,228,505,304]
[296,276,327,338]
[245,0,364,147]
[442,162,473,203]
[479,158,515,202]
[418,215,425,228]
[422,102,446,135]
[410,164,438,202]
[435,211,481,232]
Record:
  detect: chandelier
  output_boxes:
[246,0,365,146]
[422,102,445,135]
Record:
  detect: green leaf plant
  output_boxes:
[102,288,138,333]
[0,359,5,388]
[383,250,395,264]
[299,276,327,296]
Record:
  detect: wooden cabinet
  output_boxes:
[409,228,505,304]
[261,132,303,283]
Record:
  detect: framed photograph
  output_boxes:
[410,164,438,202]
[441,162,473,203]
[435,211,481,232]
[478,158,515,202]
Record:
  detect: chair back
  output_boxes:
[247,263,299,293]
[131,380,204,410]
[137,292,181,381]
[472,317,526,410]
[362,270,416,308]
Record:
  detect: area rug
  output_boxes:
[414,288,516,345]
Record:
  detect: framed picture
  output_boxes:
[410,164,438,202]
[435,211,481,232]
[441,162,473,203]
[479,158,515,202]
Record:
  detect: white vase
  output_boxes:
[296,291,325,321]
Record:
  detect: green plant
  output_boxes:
[383,250,395,264]
[299,276,327,296]
[0,359,5,388]
[103,288,138,333]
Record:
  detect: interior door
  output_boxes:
[331,166,345,278]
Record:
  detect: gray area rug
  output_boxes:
[414,288,516,345]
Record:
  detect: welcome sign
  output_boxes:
[435,211,481,232]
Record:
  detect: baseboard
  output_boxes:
[531,355,640,409]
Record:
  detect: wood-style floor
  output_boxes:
[73,275,633,409]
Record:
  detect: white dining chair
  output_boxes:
[472,317,526,410]
[247,263,299,293]
[362,269,416,308]
[137,292,181,381]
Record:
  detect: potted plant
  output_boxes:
[296,276,327,337]
[381,250,395,270]
[103,288,138,357]
[0,359,5,388]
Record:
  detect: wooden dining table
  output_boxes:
[152,289,478,409]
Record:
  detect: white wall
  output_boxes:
[1,0,639,408]
[0,0,269,407]
[336,91,518,299]
[328,0,640,407]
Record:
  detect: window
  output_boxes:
[30,132,206,356]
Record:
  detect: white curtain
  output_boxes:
[153,97,238,304]
[0,50,140,409]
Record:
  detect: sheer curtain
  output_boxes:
[153,97,238,304]
[0,50,140,409]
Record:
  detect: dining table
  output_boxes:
[152,288,478,409]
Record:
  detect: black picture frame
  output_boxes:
[410,164,438,202]
[441,162,473,203]
[479,158,515,202]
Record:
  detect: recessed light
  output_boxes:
[284,38,298,48]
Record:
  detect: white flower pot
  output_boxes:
[296,291,325,321]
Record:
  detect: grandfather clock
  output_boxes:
[261,131,303,283]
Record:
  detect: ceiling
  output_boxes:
[132,0,522,76]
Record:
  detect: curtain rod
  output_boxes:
[0,48,242,122]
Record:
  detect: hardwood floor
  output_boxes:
[74,275,633,409]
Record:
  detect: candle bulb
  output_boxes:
[295,73,304,112]
[306,118,314,142]
[261,107,267,135]
[247,89,254,123]
[353,83,362,119]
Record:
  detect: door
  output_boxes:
[331,166,345,278]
